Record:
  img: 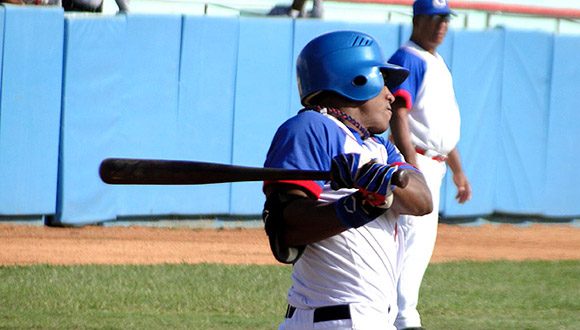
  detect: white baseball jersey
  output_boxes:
[388,41,459,328]
[264,109,406,328]
[388,40,460,156]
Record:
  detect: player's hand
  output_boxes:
[330,153,361,190]
[453,171,472,203]
[354,162,399,208]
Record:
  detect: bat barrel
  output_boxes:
[99,158,330,185]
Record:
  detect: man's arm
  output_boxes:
[389,170,432,216]
[390,98,418,167]
[267,170,432,246]
[264,186,347,246]
[446,148,472,203]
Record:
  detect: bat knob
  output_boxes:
[392,169,409,189]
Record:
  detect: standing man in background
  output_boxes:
[388,1,472,329]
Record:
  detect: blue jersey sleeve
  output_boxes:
[374,135,421,173]
[372,135,405,164]
[388,48,426,109]
[264,111,347,197]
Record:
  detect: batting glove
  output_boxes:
[330,153,361,190]
[335,191,387,228]
[354,162,399,208]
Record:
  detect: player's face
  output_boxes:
[415,14,450,51]
[358,86,395,134]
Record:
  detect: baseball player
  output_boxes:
[262,31,433,330]
[387,1,472,329]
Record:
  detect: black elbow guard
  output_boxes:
[262,192,306,264]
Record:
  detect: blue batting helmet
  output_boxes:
[297,30,409,106]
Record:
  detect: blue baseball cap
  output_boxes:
[413,0,455,16]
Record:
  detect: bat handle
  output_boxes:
[328,168,409,188]
[391,169,409,189]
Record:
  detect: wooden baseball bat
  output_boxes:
[99,158,409,188]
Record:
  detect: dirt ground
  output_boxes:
[0,223,579,266]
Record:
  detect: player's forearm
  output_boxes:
[282,198,348,246]
[391,171,433,215]
[390,104,417,166]
[446,148,464,175]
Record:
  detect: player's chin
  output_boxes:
[367,112,391,134]
[383,112,392,125]
[368,123,389,135]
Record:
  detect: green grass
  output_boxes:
[420,261,580,329]
[0,261,578,329]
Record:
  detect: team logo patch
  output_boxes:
[344,195,358,214]
[433,0,447,8]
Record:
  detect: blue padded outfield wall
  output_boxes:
[0,6,63,217]
[0,5,578,225]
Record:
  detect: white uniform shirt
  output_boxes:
[389,41,460,156]
[264,110,406,320]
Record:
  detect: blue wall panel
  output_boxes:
[115,15,184,218]
[545,35,580,217]
[495,30,553,215]
[59,16,126,224]
[177,16,239,214]
[0,7,4,96]
[230,17,293,214]
[0,6,63,215]
[58,15,183,224]
[0,5,5,213]
[441,29,504,217]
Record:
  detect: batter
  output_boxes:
[262,30,433,330]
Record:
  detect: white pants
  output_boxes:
[280,303,397,330]
[395,154,447,329]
